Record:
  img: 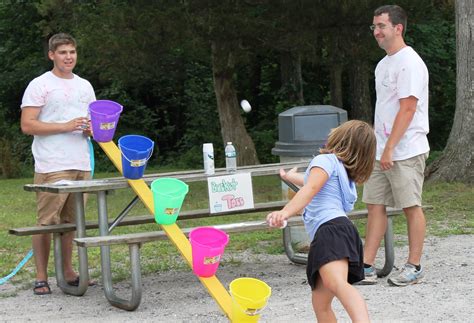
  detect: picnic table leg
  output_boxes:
[282,216,396,277]
[54,192,89,295]
[376,217,395,277]
[282,226,308,265]
[97,191,143,311]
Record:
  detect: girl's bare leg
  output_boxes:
[319,259,370,323]
[312,275,337,322]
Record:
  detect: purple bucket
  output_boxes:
[89,100,123,142]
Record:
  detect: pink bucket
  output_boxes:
[89,100,123,142]
[189,227,229,277]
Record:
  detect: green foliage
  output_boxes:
[406,17,456,150]
[0,2,459,177]
[173,61,222,168]
[426,150,443,166]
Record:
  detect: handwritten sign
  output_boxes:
[207,173,254,214]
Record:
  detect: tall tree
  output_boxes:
[425,0,473,183]
[280,49,304,105]
[317,1,378,121]
[263,2,320,106]
[183,2,260,166]
[211,40,260,165]
[347,31,373,123]
[0,2,49,177]
[326,33,344,108]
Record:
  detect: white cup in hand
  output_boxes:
[267,218,288,229]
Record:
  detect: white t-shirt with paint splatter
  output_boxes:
[21,71,96,173]
[374,46,430,161]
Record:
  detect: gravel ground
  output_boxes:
[1,234,473,322]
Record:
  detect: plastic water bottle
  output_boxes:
[225,142,237,173]
[203,143,215,175]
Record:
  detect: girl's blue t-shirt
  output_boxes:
[302,154,357,240]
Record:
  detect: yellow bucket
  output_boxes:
[229,278,271,322]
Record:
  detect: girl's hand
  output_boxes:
[266,210,290,228]
[280,167,304,187]
[280,167,297,180]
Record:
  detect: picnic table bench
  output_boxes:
[9,161,429,312]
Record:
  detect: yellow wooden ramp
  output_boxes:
[99,141,232,319]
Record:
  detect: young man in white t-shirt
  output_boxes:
[20,33,96,295]
[361,5,430,286]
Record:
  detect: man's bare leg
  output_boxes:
[403,206,426,265]
[32,233,51,293]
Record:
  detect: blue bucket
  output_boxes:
[118,135,154,179]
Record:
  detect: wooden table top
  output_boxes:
[24,160,309,193]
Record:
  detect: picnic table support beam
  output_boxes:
[282,226,307,265]
[282,216,396,277]
[108,195,140,233]
[377,217,394,277]
[54,192,89,295]
[97,190,143,310]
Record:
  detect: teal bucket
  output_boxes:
[118,135,154,179]
[151,178,189,225]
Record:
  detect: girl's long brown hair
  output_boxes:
[319,120,376,184]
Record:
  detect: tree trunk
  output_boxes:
[330,63,343,108]
[345,27,373,123]
[349,59,372,123]
[280,50,304,105]
[327,33,344,108]
[211,40,260,166]
[425,0,473,183]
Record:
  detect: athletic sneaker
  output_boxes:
[358,265,378,285]
[388,263,424,286]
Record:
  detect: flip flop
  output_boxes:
[66,276,97,287]
[33,280,52,295]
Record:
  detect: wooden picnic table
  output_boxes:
[19,159,420,312]
[22,161,308,310]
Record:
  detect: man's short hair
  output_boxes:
[48,33,77,52]
[374,5,408,37]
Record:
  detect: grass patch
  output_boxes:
[0,172,472,288]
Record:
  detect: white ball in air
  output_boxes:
[240,100,252,113]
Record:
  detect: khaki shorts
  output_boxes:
[362,153,428,208]
[34,170,91,225]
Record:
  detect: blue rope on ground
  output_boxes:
[0,250,33,285]
[0,139,95,285]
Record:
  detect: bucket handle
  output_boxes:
[231,295,268,316]
[119,142,154,164]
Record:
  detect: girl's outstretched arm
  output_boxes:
[280,167,304,187]
[267,167,329,227]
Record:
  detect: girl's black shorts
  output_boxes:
[306,216,364,290]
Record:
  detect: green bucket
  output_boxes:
[151,178,189,225]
